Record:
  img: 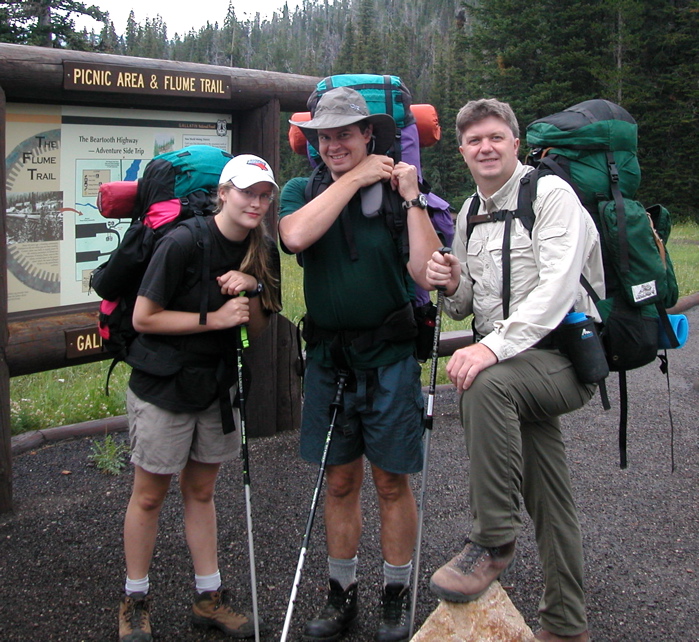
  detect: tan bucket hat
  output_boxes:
[289,86,397,155]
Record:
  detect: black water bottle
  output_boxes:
[558,312,609,383]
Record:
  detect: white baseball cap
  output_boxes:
[219,154,279,190]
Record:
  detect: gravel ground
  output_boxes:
[1,307,697,642]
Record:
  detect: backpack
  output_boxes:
[465,99,680,468]
[307,74,414,161]
[289,73,454,361]
[90,145,233,392]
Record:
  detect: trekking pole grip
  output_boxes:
[436,246,452,292]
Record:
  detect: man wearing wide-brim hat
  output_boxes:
[280,86,440,642]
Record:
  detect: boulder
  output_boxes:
[412,581,534,641]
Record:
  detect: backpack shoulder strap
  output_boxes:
[465,193,480,245]
[464,169,541,319]
[465,168,542,245]
[304,163,332,202]
[381,182,409,257]
[304,164,408,263]
[176,215,212,325]
[304,164,359,260]
[515,168,540,236]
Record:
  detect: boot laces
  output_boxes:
[320,583,353,617]
[382,586,407,624]
[126,595,150,630]
[212,589,240,615]
[454,539,490,573]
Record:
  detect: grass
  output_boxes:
[667,220,699,298]
[10,361,131,436]
[9,222,699,436]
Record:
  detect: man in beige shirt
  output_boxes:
[425,98,603,642]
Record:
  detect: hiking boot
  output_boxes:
[119,592,152,642]
[192,589,256,638]
[375,583,409,642]
[535,629,591,642]
[303,579,358,641]
[429,538,516,602]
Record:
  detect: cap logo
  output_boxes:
[348,102,362,113]
[247,159,269,171]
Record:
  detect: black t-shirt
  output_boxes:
[128,217,249,413]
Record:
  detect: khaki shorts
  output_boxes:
[127,387,240,475]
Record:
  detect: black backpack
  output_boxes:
[90,146,232,392]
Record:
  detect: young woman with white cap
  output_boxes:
[118,154,280,642]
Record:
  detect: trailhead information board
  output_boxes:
[5,104,231,315]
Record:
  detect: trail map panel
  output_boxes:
[5,104,231,315]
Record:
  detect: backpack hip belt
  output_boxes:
[302,302,417,354]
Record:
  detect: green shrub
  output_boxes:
[88,433,129,475]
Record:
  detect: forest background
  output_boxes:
[2,0,699,222]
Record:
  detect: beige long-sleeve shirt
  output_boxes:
[445,161,605,361]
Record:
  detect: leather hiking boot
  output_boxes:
[375,583,409,642]
[429,538,516,602]
[119,592,152,642]
[192,589,256,639]
[535,629,591,642]
[303,579,358,641]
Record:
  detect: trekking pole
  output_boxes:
[410,246,451,639]
[236,324,260,642]
[280,368,350,642]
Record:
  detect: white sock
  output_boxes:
[195,570,221,594]
[328,555,358,591]
[384,560,412,588]
[125,575,149,596]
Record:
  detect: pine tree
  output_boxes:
[0,0,106,49]
[353,0,382,72]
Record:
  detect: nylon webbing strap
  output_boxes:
[539,156,586,205]
[195,215,211,325]
[580,274,600,303]
[619,370,628,469]
[606,151,629,276]
[383,75,394,118]
[657,352,675,472]
[502,211,514,319]
[656,302,680,349]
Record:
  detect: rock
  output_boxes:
[412,582,534,642]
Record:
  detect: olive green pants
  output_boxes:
[459,348,596,636]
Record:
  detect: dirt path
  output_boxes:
[1,308,697,641]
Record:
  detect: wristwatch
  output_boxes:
[247,281,264,298]
[401,194,429,210]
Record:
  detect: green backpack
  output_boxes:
[526,99,680,467]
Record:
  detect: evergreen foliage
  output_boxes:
[0,0,106,49]
[3,0,697,221]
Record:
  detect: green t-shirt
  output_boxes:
[279,176,415,369]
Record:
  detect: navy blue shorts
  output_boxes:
[300,355,425,474]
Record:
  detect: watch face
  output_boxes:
[404,195,428,209]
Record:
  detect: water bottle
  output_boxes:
[557,312,609,383]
